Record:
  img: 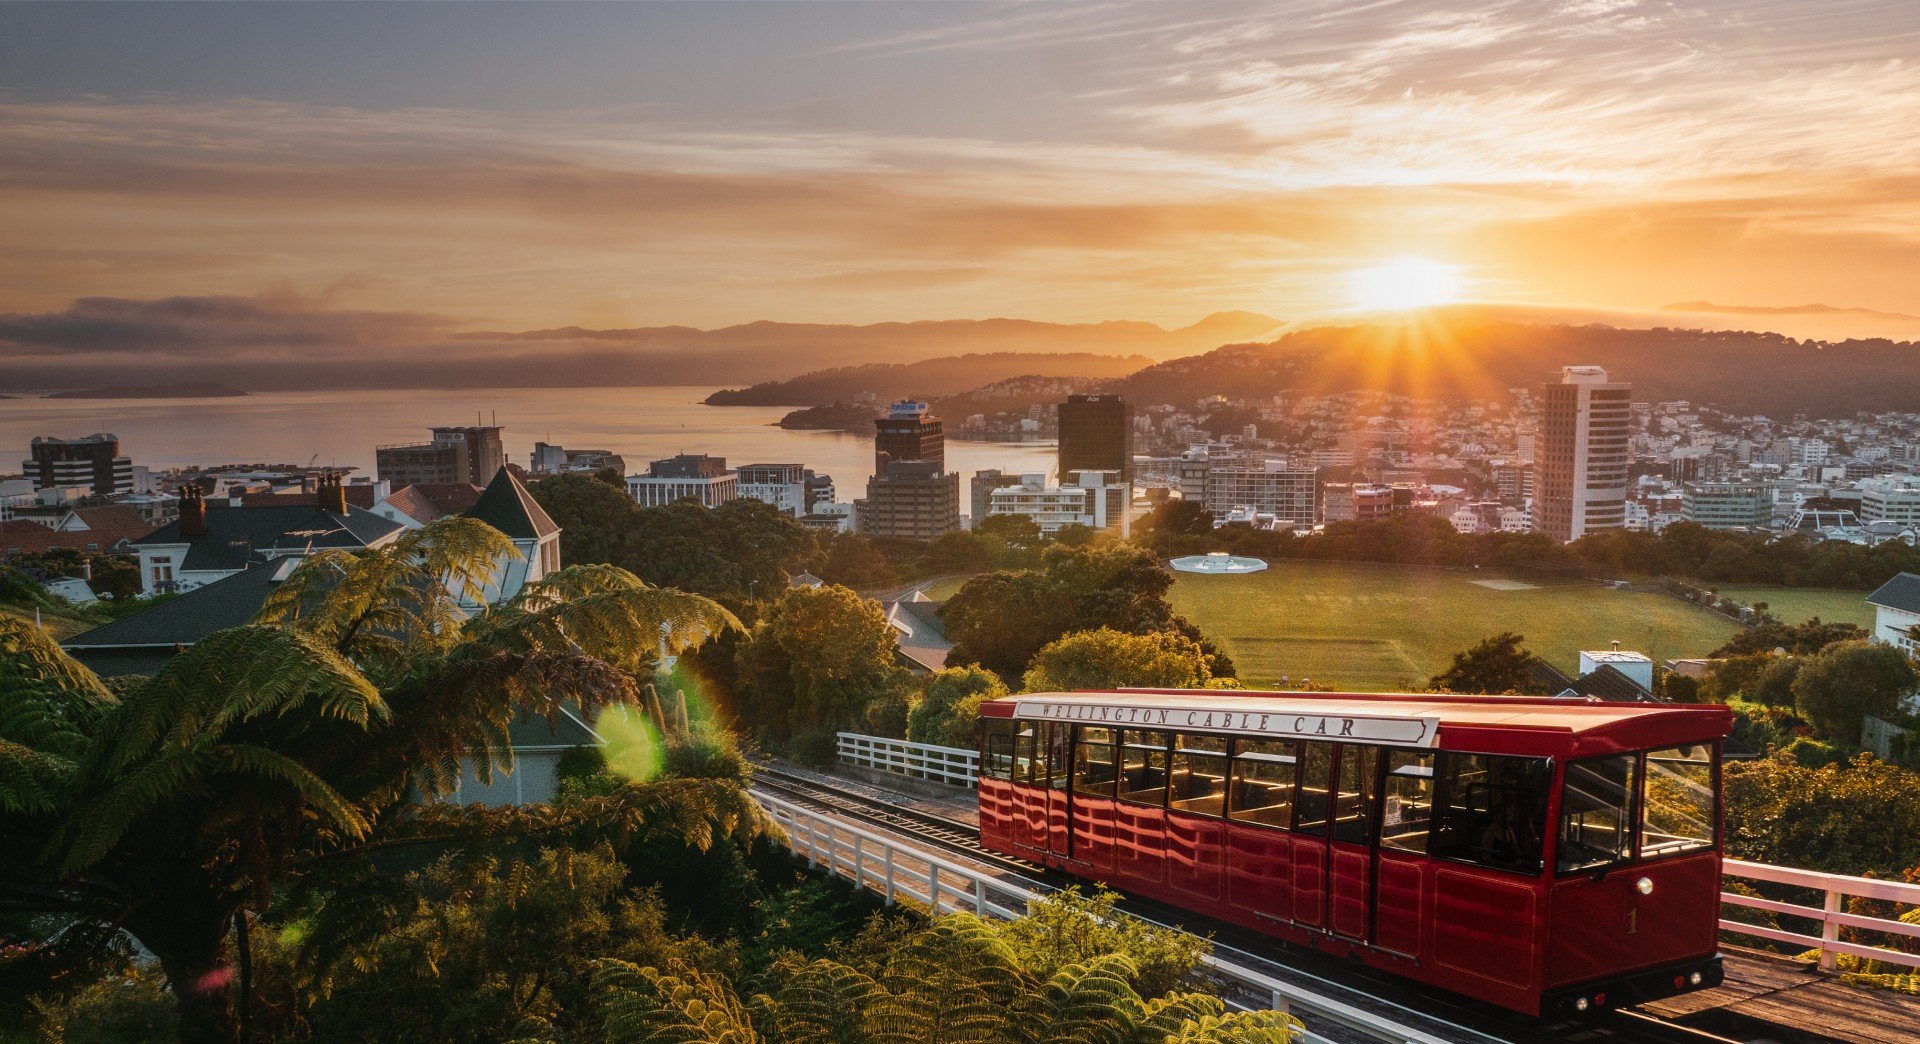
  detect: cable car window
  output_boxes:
[1331,745,1381,846]
[1013,722,1038,785]
[1073,726,1119,798]
[1169,734,1228,817]
[1381,752,1434,853]
[1293,742,1335,834]
[1557,755,1638,873]
[1228,740,1297,828]
[1045,722,1071,790]
[1640,744,1715,859]
[981,719,1016,781]
[1430,753,1549,875]
[1119,730,1171,806]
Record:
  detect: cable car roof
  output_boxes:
[987,689,1732,758]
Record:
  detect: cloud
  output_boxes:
[0,2,1916,329]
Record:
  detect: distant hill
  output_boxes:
[707,352,1152,406]
[777,402,882,432]
[1103,315,1920,416]
[45,381,247,399]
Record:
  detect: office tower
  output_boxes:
[628,454,738,508]
[1059,394,1132,482]
[1535,366,1630,542]
[875,401,943,469]
[24,434,134,496]
[861,402,959,539]
[377,424,506,487]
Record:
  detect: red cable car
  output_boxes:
[976,689,1731,1017]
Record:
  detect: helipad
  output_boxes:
[1170,553,1269,574]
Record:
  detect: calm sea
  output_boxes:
[0,386,1060,489]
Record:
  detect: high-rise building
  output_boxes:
[737,463,807,516]
[1535,366,1630,542]
[859,460,960,540]
[861,402,959,539]
[1202,461,1319,525]
[1681,482,1770,530]
[986,470,1124,535]
[875,401,943,469]
[24,434,134,496]
[377,425,505,487]
[970,468,1006,524]
[628,454,738,508]
[1059,395,1132,482]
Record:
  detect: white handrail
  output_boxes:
[752,787,1467,1044]
[836,732,979,789]
[834,729,1920,975]
[1721,858,1920,972]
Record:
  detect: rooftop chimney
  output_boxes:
[179,485,207,538]
[317,470,348,515]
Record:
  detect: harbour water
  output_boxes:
[0,386,1061,488]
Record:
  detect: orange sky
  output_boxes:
[1,2,1917,334]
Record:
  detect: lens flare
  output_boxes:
[595,703,664,783]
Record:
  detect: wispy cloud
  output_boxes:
[0,1,1915,331]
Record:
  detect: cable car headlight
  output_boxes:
[1635,876,1654,895]
[1689,971,1704,986]
[1574,997,1590,1013]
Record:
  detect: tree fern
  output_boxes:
[1021,954,1146,1044]
[766,958,879,1044]
[1154,1010,1302,1043]
[865,914,1027,1044]
[595,958,763,1044]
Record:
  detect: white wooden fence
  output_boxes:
[836,732,978,788]
[754,788,1485,1044]
[1722,859,1920,972]
[837,731,1920,976]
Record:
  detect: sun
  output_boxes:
[1346,257,1463,311]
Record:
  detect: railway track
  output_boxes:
[751,763,1798,1044]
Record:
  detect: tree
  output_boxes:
[620,499,819,605]
[1136,500,1213,555]
[1792,640,1920,743]
[1,518,743,1041]
[906,667,1007,748]
[942,545,1230,682]
[733,585,916,746]
[589,909,1301,1044]
[975,513,1043,550]
[1711,618,1868,657]
[530,473,645,567]
[1724,753,1920,875]
[1023,628,1229,693]
[1426,632,1548,695]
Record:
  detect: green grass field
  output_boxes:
[1169,561,1742,692]
[1700,586,1877,629]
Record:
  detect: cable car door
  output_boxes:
[1326,744,1380,941]
[1044,721,1072,860]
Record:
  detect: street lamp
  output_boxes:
[748,579,760,603]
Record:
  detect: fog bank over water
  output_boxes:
[0,386,1059,488]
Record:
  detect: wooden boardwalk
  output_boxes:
[1643,947,1917,1044]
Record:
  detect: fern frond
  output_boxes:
[594,958,762,1044]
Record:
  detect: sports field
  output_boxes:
[1169,561,1742,692]
[1703,586,1876,629]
